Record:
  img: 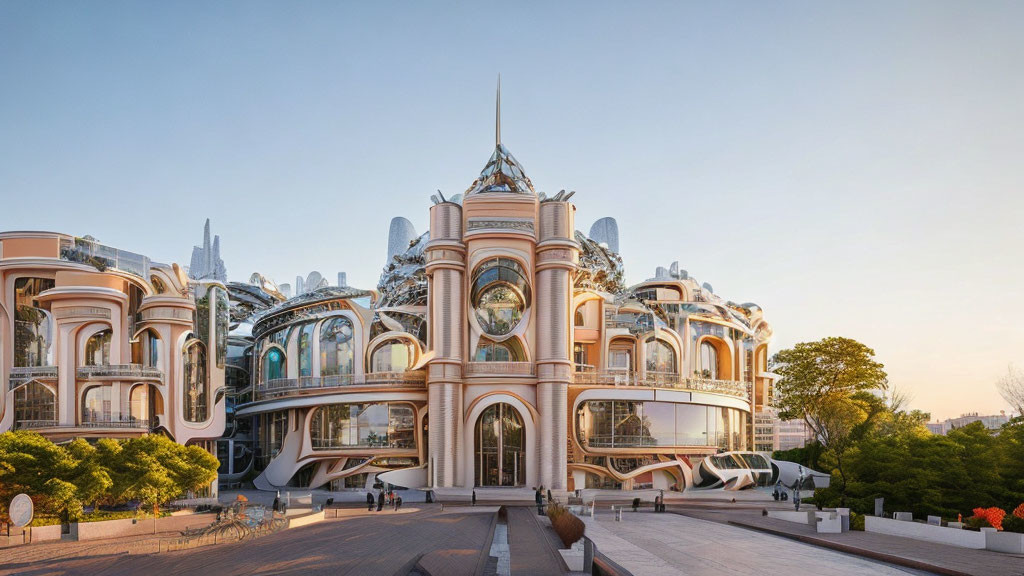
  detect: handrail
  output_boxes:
[464,362,535,376]
[77,364,163,380]
[571,370,750,400]
[9,366,59,389]
[14,419,150,430]
[255,370,427,400]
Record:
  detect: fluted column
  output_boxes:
[425,201,466,487]
[534,201,578,490]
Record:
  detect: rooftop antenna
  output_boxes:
[496,74,501,147]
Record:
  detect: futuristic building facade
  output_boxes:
[0,232,227,458]
[232,93,776,493]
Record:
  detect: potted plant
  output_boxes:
[546,502,586,571]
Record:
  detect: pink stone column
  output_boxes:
[425,201,466,487]
[534,201,578,490]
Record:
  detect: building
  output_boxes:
[0,232,227,460]
[188,219,227,283]
[753,411,780,453]
[231,90,776,493]
[776,418,814,451]
[927,412,1011,435]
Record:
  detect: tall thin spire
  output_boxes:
[495,74,501,147]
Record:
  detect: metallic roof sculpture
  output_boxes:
[464,77,535,196]
[387,217,418,261]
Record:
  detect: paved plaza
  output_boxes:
[583,511,930,576]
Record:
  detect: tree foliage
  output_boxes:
[772,337,888,447]
[0,431,219,523]
[997,364,1024,417]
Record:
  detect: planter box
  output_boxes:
[30,524,63,542]
[986,531,1024,554]
[865,516,986,549]
[767,510,815,526]
[558,541,585,572]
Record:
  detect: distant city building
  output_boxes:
[753,411,779,453]
[777,418,815,451]
[289,271,347,297]
[927,412,1010,435]
[188,218,227,282]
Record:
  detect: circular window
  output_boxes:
[471,258,530,337]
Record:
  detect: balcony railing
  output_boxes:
[59,236,150,278]
[571,370,750,401]
[13,419,150,430]
[255,370,427,400]
[9,366,59,389]
[77,364,163,381]
[464,362,535,377]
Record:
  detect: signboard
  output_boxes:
[10,494,33,528]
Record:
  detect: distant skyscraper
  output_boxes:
[337,272,347,288]
[188,218,227,282]
[387,217,418,262]
[588,217,620,254]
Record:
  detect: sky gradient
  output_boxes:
[2,1,1022,420]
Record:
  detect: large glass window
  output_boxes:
[14,278,55,367]
[298,322,315,377]
[13,381,55,428]
[215,288,229,368]
[471,258,530,337]
[81,385,112,423]
[262,347,285,382]
[320,317,355,376]
[645,339,676,373]
[474,403,526,487]
[700,341,719,379]
[184,341,208,422]
[370,339,413,372]
[84,329,112,366]
[258,411,288,470]
[577,400,746,448]
[474,338,523,362]
[310,402,416,449]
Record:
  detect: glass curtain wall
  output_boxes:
[13,381,56,427]
[576,400,747,450]
[184,342,208,421]
[320,317,355,376]
[310,403,415,449]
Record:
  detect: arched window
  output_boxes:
[475,403,526,487]
[129,385,149,423]
[150,275,167,294]
[700,341,719,379]
[471,258,530,336]
[81,385,112,423]
[474,338,523,362]
[574,309,585,327]
[298,322,315,377]
[262,346,286,382]
[370,339,414,372]
[184,341,208,422]
[14,277,55,367]
[320,317,354,377]
[84,329,112,366]
[14,381,55,428]
[645,338,676,374]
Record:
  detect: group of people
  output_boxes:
[366,488,403,512]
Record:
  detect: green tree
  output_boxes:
[0,431,78,519]
[65,439,112,509]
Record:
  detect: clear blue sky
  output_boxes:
[2,1,1022,420]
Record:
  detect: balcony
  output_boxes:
[77,364,163,382]
[14,419,150,431]
[9,366,59,390]
[59,236,150,278]
[572,369,750,401]
[255,370,427,400]
[464,362,535,377]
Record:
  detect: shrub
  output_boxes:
[546,502,585,548]
[966,515,992,531]
[972,507,1006,531]
[849,511,865,531]
[1002,514,1024,534]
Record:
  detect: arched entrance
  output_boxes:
[474,402,525,487]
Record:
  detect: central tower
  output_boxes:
[425,81,578,489]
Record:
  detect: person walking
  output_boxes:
[272,492,281,513]
[366,491,375,511]
[535,486,544,516]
